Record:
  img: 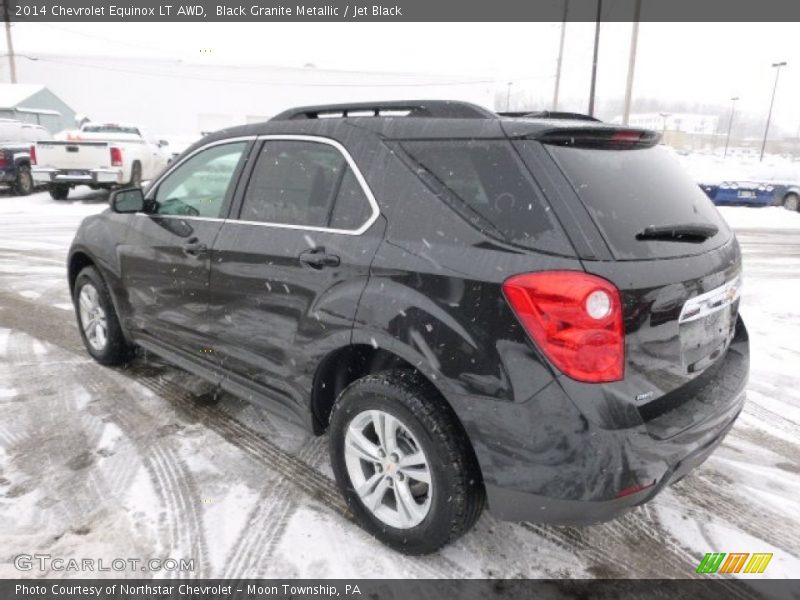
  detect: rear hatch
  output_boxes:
[510,126,744,436]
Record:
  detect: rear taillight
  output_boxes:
[110,147,123,167]
[30,146,37,166]
[0,152,7,168]
[502,271,624,383]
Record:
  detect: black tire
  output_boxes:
[129,161,142,188]
[73,266,133,366]
[329,369,484,554]
[49,184,70,201]
[13,164,34,196]
[783,193,799,212]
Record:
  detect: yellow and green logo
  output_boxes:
[697,552,773,574]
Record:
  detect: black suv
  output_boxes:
[68,101,749,554]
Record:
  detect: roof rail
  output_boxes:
[500,110,601,122]
[271,100,496,121]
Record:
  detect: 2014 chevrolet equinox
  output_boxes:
[68,101,749,554]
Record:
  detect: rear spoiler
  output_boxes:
[498,110,601,122]
[536,127,661,149]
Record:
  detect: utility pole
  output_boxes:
[622,0,642,125]
[506,81,513,111]
[659,112,670,139]
[552,0,568,111]
[760,61,786,162]
[2,1,16,83]
[723,96,739,159]
[588,0,602,117]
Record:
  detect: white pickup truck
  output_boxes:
[31,122,171,200]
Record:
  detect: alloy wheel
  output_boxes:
[78,283,108,351]
[344,409,432,529]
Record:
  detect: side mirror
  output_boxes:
[158,139,169,148]
[110,187,145,213]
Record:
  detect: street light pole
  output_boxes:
[622,0,642,125]
[723,96,739,159]
[760,61,787,162]
[506,82,513,112]
[552,0,569,111]
[588,0,602,117]
[2,2,16,83]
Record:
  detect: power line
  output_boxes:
[35,23,175,56]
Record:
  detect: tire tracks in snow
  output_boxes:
[125,364,469,579]
[1,294,467,577]
[0,294,212,575]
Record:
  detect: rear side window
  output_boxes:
[240,140,374,231]
[543,143,731,259]
[330,169,372,230]
[400,140,573,255]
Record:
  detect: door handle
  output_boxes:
[299,247,340,269]
[182,237,208,256]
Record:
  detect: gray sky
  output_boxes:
[8,21,800,132]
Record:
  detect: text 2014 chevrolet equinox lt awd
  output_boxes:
[68,101,749,554]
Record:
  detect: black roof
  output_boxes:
[193,100,655,151]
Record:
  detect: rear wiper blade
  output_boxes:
[635,223,718,243]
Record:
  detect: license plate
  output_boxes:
[738,190,756,198]
[680,308,733,373]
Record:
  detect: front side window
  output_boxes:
[240,140,373,231]
[153,142,247,218]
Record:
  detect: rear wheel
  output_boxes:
[13,165,33,196]
[73,266,132,365]
[129,161,142,188]
[784,193,799,212]
[49,184,70,201]
[329,370,484,554]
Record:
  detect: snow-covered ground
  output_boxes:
[0,187,799,580]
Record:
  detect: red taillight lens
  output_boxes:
[110,147,123,167]
[502,271,624,383]
[610,130,643,144]
[30,145,37,166]
[0,153,7,168]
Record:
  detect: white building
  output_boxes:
[3,54,495,136]
[613,112,720,134]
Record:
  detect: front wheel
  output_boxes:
[329,370,484,554]
[49,184,70,200]
[73,266,133,365]
[784,193,799,212]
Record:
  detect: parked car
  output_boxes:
[67,101,749,554]
[699,162,800,210]
[31,122,171,200]
[0,119,52,196]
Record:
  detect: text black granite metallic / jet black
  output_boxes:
[67,101,749,554]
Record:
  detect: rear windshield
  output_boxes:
[543,144,731,259]
[399,140,574,256]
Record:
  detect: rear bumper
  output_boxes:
[452,317,749,525]
[32,168,123,186]
[485,390,743,523]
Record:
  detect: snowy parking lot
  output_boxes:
[1,187,799,580]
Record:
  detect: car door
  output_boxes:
[208,136,383,412]
[119,138,252,353]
